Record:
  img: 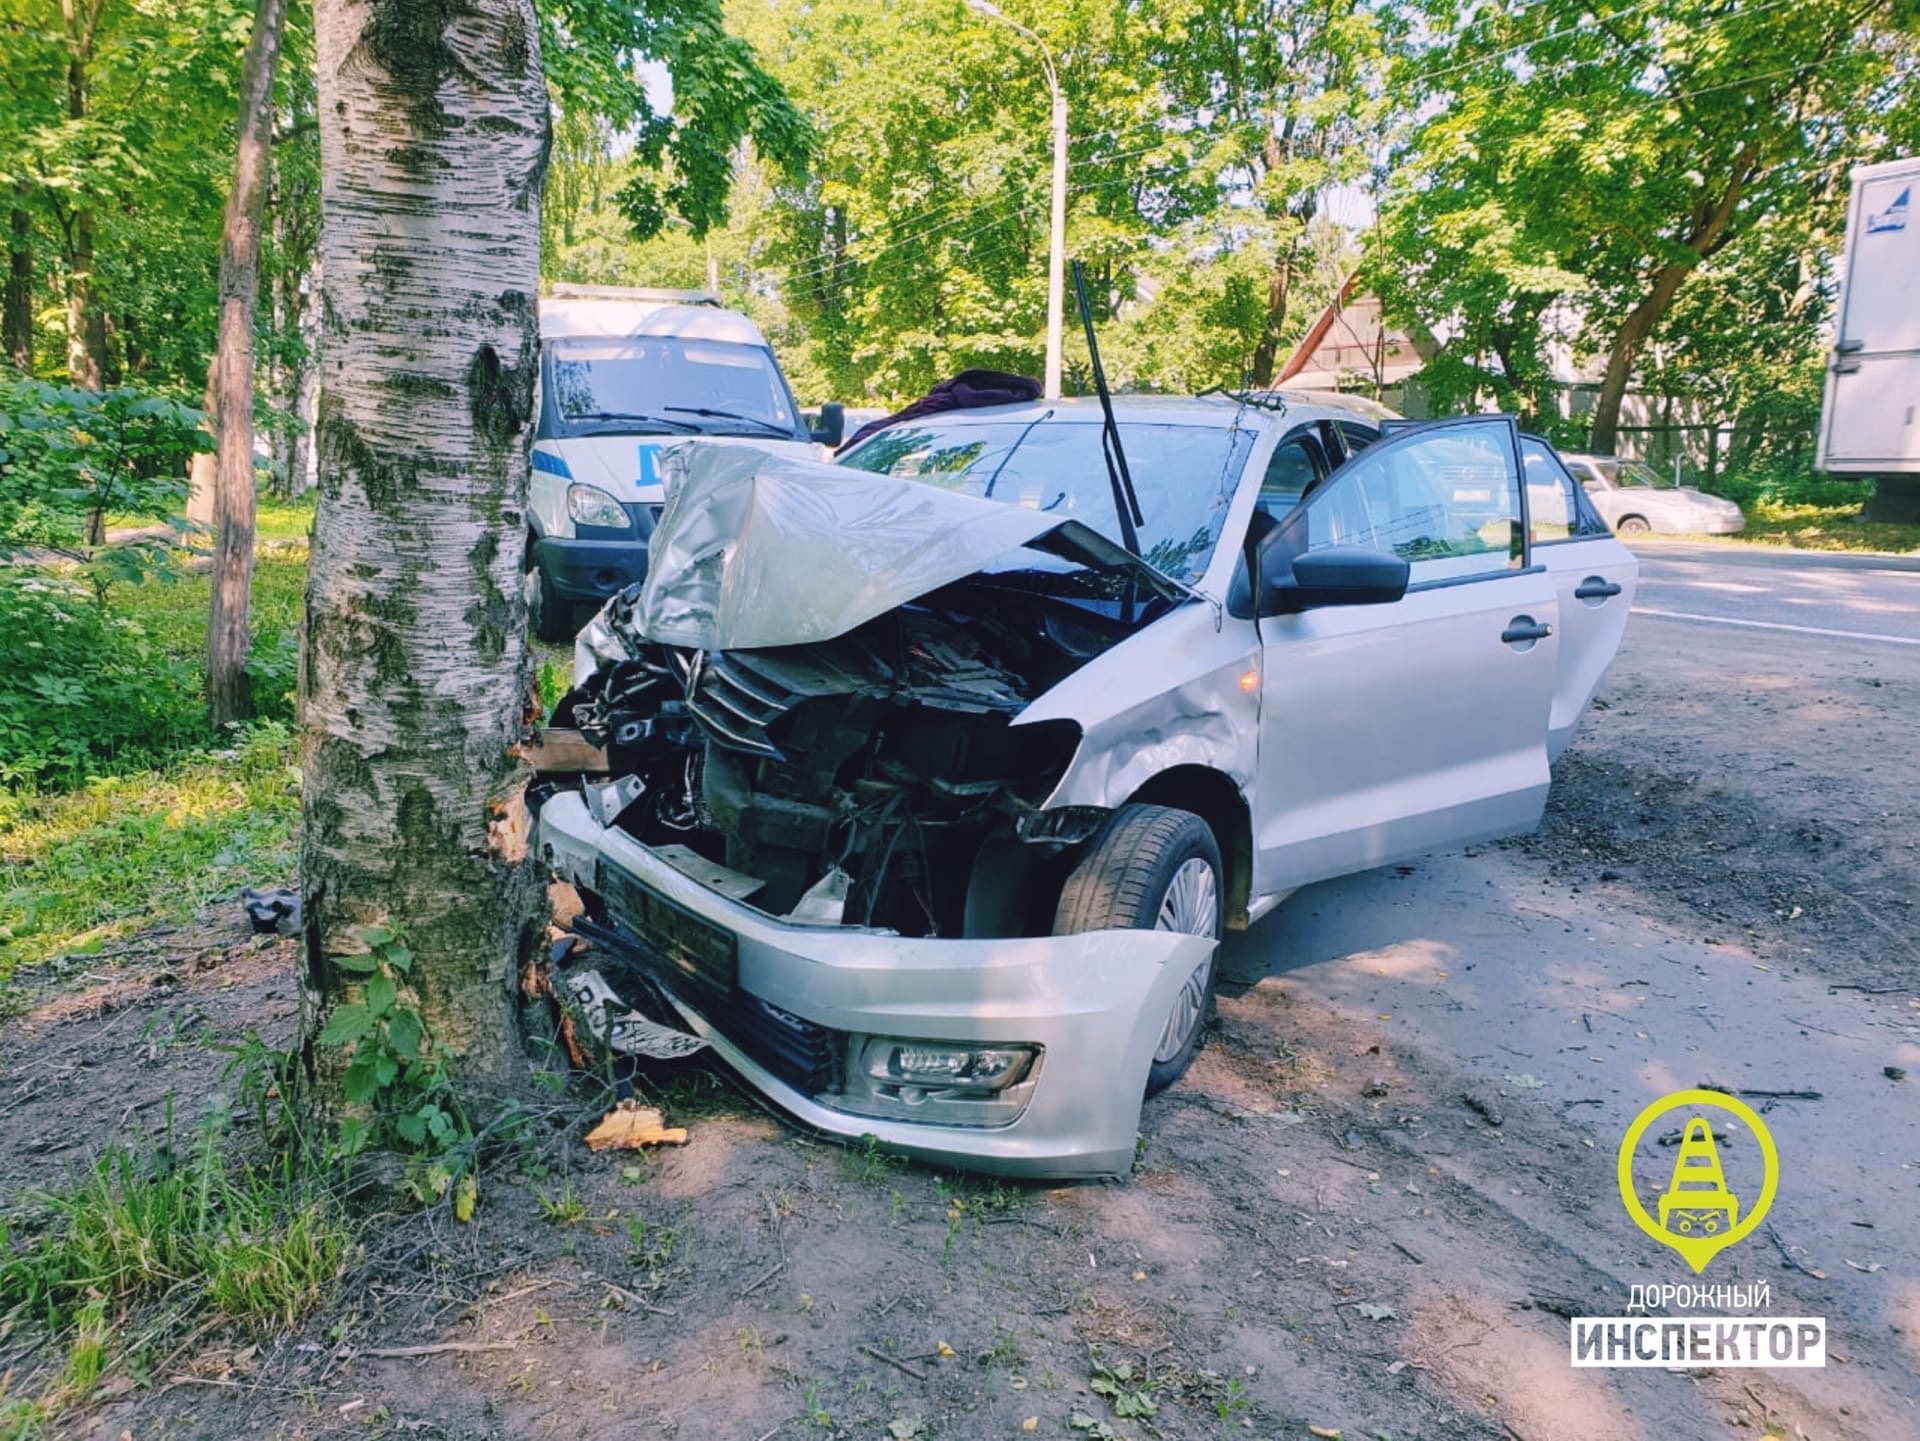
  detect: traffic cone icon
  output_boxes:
[1658,1118,1740,1237]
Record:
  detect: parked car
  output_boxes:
[1557,452,1745,535]
[525,287,844,642]
[528,395,1637,1177]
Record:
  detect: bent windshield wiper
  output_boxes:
[570,410,700,433]
[664,405,791,436]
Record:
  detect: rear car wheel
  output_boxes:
[1053,804,1223,1096]
[1615,514,1652,535]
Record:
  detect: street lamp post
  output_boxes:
[967,0,1065,401]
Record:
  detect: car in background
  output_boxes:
[526,286,845,642]
[528,395,1637,1177]
[1558,453,1746,536]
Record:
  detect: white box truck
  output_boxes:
[1818,156,1918,474]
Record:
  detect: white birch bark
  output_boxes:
[302,0,549,1095]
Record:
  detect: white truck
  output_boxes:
[525,286,842,641]
[1818,156,1918,476]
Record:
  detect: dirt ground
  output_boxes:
[2,606,1917,1441]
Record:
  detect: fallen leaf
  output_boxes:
[1844,1259,1883,1273]
[886,1419,925,1440]
[585,1099,689,1151]
[1310,1428,1344,1439]
[1505,1073,1547,1089]
[1355,1302,1398,1321]
[1022,1420,1038,1433]
[935,1340,956,1359]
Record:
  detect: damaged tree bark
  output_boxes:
[302,0,549,1110]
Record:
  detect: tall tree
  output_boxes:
[302,0,551,1104]
[1139,0,1393,386]
[206,0,289,726]
[1379,0,1920,452]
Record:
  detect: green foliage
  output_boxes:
[321,924,468,1168]
[1373,0,1920,434]
[0,722,298,977]
[0,1099,351,1335]
[0,374,205,562]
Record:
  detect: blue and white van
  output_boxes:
[526,287,843,640]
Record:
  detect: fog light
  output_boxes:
[862,1039,1036,1093]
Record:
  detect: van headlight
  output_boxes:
[567,484,629,530]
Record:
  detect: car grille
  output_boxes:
[601,865,738,995]
[706,992,838,1095]
[668,646,879,759]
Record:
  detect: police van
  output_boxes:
[526,286,843,641]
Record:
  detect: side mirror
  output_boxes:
[810,401,845,448]
[1257,543,1410,616]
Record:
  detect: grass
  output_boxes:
[1687,497,1920,554]
[0,1101,353,1424]
[0,722,300,978]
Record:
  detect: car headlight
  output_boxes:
[567,483,629,530]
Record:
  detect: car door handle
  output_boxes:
[1501,617,1553,645]
[1574,577,1622,601]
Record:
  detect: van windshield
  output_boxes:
[544,338,802,439]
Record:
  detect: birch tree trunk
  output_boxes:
[302,0,549,1104]
[207,0,289,727]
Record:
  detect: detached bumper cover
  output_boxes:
[538,791,1212,1178]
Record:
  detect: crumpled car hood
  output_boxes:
[633,442,1185,652]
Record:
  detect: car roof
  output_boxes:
[862,391,1398,432]
[539,298,769,348]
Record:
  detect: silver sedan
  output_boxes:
[1559,453,1747,535]
[533,397,1637,1177]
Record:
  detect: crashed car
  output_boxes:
[529,395,1637,1177]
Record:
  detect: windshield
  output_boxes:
[1612,460,1673,489]
[838,419,1254,584]
[544,337,801,439]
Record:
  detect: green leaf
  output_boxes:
[317,1003,373,1047]
[333,952,379,974]
[342,1056,379,1104]
[358,924,396,947]
[382,944,413,975]
[454,1173,478,1223]
[366,972,397,1018]
[387,1010,422,1061]
[395,1111,427,1145]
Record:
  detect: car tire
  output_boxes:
[1053,803,1223,1096]
[525,548,577,644]
[1616,514,1652,535]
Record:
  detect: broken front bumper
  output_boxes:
[538,791,1213,1178]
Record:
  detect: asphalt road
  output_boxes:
[1629,539,1920,645]
[1224,537,1920,1438]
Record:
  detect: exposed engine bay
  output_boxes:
[537,578,1142,937]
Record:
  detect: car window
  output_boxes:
[1335,421,1379,456]
[1285,420,1523,585]
[1258,435,1325,516]
[1521,437,1578,543]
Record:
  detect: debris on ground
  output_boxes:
[585,1100,689,1151]
[240,886,300,935]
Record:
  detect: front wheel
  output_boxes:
[1053,804,1223,1095]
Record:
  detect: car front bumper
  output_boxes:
[538,790,1213,1178]
[533,535,651,603]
